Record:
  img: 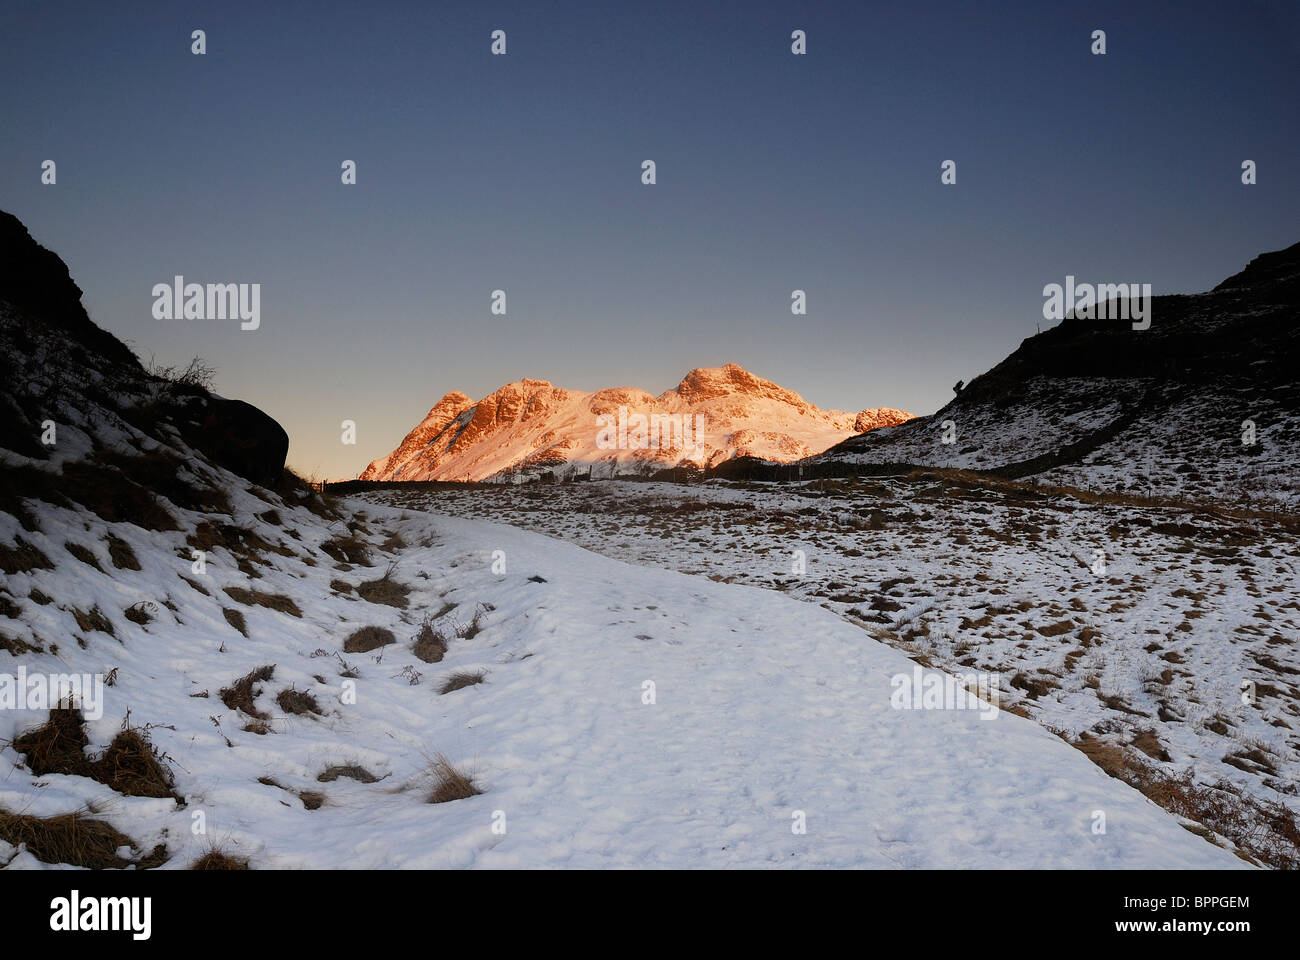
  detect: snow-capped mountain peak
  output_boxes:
[361,365,913,482]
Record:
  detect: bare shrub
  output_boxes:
[146,354,217,392]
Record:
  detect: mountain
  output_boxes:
[800,241,1300,505]
[361,363,912,482]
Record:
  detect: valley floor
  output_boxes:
[359,473,1300,867]
[0,468,1259,868]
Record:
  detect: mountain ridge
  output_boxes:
[361,363,912,482]
[791,239,1300,505]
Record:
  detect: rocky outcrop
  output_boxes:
[854,407,914,433]
[671,363,805,407]
[0,211,139,370]
[0,208,290,487]
[170,394,291,486]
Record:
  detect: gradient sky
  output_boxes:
[2,0,1297,479]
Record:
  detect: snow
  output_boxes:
[1,462,1251,868]
[366,477,1300,863]
[362,365,911,483]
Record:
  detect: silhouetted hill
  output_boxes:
[0,210,289,483]
[803,241,1300,505]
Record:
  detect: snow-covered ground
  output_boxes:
[816,376,1300,509]
[362,477,1300,865]
[0,470,1251,868]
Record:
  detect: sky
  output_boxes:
[2,0,1297,479]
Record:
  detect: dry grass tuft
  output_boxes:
[0,591,20,619]
[222,607,248,636]
[223,586,302,617]
[0,808,168,869]
[1008,671,1058,700]
[190,847,250,870]
[95,726,178,799]
[106,534,141,570]
[219,665,276,718]
[317,763,379,783]
[412,619,449,663]
[11,709,178,800]
[276,687,321,716]
[0,631,40,656]
[65,541,103,571]
[343,625,396,653]
[71,605,115,637]
[11,707,89,776]
[455,603,490,640]
[439,671,486,694]
[357,562,411,609]
[1132,728,1172,762]
[124,601,156,626]
[321,533,372,566]
[427,754,481,804]
[0,536,54,575]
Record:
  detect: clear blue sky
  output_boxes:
[2,0,1297,478]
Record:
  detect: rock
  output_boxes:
[171,394,290,485]
[0,211,139,370]
[854,407,915,433]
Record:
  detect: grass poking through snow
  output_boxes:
[439,671,486,694]
[427,753,481,804]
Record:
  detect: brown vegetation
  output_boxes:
[344,625,396,653]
